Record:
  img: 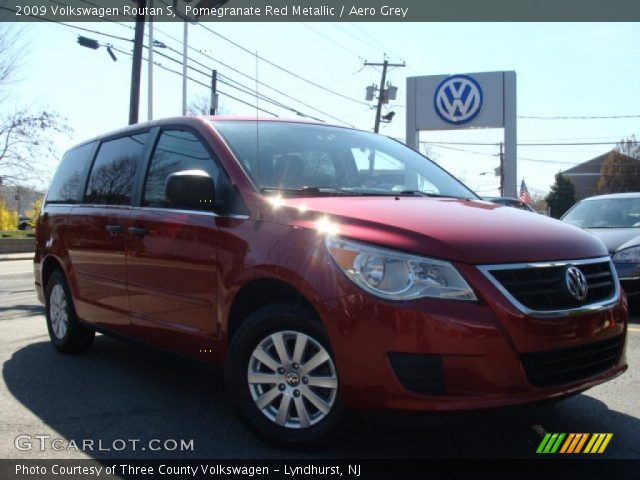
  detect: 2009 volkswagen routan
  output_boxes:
[35,116,628,445]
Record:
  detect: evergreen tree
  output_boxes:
[545,173,576,218]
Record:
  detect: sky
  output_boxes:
[3,20,640,197]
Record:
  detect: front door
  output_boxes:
[126,129,223,358]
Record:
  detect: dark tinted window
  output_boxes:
[143,130,220,209]
[46,142,95,204]
[85,133,148,205]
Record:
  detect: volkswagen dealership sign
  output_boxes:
[406,71,517,196]
[434,75,483,125]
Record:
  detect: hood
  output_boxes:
[272,196,608,264]
[584,228,640,253]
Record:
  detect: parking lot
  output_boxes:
[1,256,639,460]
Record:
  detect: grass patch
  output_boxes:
[0,230,35,239]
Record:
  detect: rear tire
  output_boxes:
[45,270,95,353]
[225,304,344,447]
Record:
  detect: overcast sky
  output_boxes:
[4,21,640,196]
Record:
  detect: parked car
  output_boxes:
[485,196,536,212]
[35,117,627,446]
[17,215,32,230]
[562,192,640,298]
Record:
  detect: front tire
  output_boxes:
[225,304,343,447]
[45,270,95,353]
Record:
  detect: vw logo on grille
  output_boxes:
[565,266,588,301]
[434,74,483,125]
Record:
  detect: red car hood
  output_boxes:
[273,196,608,264]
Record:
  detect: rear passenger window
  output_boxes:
[46,142,95,204]
[143,130,220,209]
[85,133,148,205]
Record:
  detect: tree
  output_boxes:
[616,134,639,160]
[545,172,576,218]
[186,93,228,116]
[26,197,43,226]
[0,26,20,101]
[530,194,548,214]
[0,27,72,185]
[0,198,17,231]
[595,136,640,195]
[0,109,72,184]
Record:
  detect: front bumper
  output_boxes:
[316,262,628,412]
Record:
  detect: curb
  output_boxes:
[0,254,34,262]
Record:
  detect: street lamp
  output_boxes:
[77,36,117,62]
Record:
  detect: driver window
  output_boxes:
[144,130,220,210]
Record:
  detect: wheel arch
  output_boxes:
[41,254,65,290]
[226,277,321,344]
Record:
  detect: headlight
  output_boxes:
[325,236,476,301]
[612,245,640,263]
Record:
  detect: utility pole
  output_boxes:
[364,58,405,133]
[129,2,145,125]
[147,0,154,121]
[182,21,188,115]
[210,70,218,115]
[499,142,505,196]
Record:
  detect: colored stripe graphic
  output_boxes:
[538,433,613,454]
[584,433,613,454]
[536,433,565,453]
[573,433,589,453]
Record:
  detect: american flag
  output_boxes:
[519,179,532,205]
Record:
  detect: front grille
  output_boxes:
[485,259,615,312]
[388,353,444,395]
[520,335,623,388]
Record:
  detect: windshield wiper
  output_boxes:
[261,186,360,197]
[391,190,458,198]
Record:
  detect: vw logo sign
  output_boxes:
[565,266,588,301]
[434,74,483,125]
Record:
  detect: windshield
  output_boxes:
[212,121,477,199]
[562,197,640,228]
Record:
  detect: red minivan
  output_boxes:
[35,117,628,445]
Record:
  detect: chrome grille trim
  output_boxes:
[478,256,620,318]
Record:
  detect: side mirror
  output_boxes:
[165,170,215,209]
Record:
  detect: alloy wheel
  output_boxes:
[247,330,338,429]
[49,284,69,340]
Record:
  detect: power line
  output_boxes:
[350,23,405,64]
[301,23,366,61]
[519,114,640,120]
[108,45,280,117]
[100,15,354,126]
[425,141,638,147]
[144,46,327,121]
[326,23,381,58]
[37,8,353,126]
[192,20,370,107]
[154,0,369,107]
[51,0,354,126]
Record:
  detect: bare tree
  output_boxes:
[616,135,639,160]
[0,109,72,184]
[0,27,71,185]
[186,92,228,116]
[0,25,21,101]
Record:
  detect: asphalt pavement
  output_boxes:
[0,259,639,459]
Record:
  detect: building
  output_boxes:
[0,184,44,215]
[561,150,640,200]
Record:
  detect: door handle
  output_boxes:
[106,224,123,235]
[128,226,148,236]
